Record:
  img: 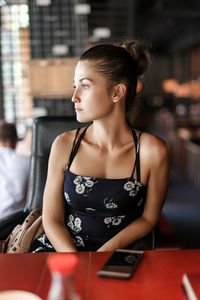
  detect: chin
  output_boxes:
[76,115,92,124]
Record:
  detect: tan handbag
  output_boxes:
[0,209,44,253]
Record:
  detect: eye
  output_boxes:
[81,83,89,89]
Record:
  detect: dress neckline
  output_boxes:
[65,169,146,188]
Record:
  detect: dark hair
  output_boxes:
[0,121,18,143]
[79,39,151,126]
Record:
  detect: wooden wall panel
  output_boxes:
[30,58,78,98]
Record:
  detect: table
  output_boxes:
[0,250,199,300]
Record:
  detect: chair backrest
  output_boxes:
[26,116,86,210]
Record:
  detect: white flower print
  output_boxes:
[67,214,82,233]
[32,247,44,253]
[136,184,142,192]
[104,198,118,209]
[69,214,74,222]
[75,183,85,194]
[73,175,97,196]
[112,217,124,226]
[74,217,81,227]
[64,192,70,203]
[104,215,125,227]
[73,176,83,185]
[129,190,136,197]
[124,181,135,191]
[85,179,94,188]
[124,180,142,197]
[104,217,112,225]
[37,234,53,248]
[74,236,85,247]
[83,176,91,180]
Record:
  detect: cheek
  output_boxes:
[90,100,114,121]
[89,91,112,113]
[77,100,111,123]
[91,87,112,106]
[79,87,114,121]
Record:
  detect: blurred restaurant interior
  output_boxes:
[0,0,200,248]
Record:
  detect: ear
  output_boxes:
[112,83,127,103]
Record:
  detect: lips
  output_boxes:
[75,107,82,111]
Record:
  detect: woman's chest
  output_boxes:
[69,144,136,179]
[64,172,147,213]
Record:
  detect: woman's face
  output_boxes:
[72,60,115,123]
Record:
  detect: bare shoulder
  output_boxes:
[140,131,169,167]
[52,129,77,151]
[49,129,78,168]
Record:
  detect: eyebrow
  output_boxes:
[73,77,93,83]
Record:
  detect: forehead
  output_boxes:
[74,60,98,81]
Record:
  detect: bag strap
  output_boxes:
[4,209,43,253]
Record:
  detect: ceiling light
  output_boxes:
[52,44,69,56]
[74,4,91,15]
[93,27,111,39]
[36,0,51,6]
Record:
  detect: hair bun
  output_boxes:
[116,39,151,76]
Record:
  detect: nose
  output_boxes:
[71,87,80,103]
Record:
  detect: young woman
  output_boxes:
[31,40,169,252]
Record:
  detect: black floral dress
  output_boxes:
[30,127,146,252]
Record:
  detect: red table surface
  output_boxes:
[0,250,199,300]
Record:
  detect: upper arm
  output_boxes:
[42,131,75,225]
[141,134,170,227]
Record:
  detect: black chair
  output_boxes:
[0,116,83,240]
[0,116,155,250]
[26,116,83,211]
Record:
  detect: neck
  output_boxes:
[0,141,16,149]
[85,101,133,150]
[90,119,132,150]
